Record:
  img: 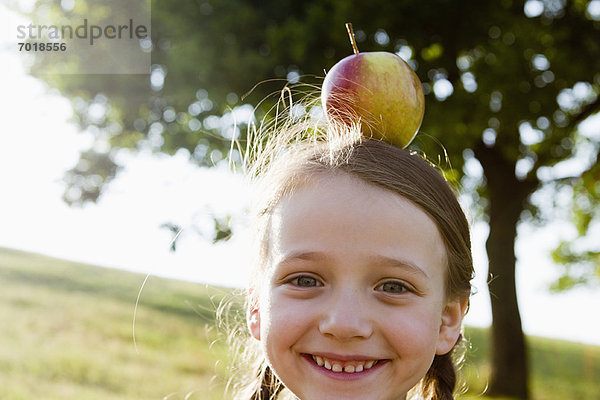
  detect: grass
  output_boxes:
[461,329,600,400]
[1,247,599,400]
[0,247,238,399]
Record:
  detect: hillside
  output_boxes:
[1,247,598,399]
[0,247,238,399]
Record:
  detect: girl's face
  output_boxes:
[249,173,466,400]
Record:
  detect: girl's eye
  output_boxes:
[290,275,321,287]
[376,281,410,294]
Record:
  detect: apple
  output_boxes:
[321,51,425,148]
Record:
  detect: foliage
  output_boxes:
[19,1,600,275]
[550,155,600,290]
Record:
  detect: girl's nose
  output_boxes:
[318,289,373,340]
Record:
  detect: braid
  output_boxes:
[250,365,284,400]
[420,334,465,400]
[424,352,456,400]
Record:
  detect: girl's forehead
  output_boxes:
[276,171,385,202]
[273,171,418,218]
[268,172,448,278]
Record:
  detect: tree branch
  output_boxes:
[572,96,600,126]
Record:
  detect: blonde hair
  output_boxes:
[225,93,473,400]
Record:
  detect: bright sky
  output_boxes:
[1,3,599,346]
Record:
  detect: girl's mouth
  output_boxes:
[303,354,386,374]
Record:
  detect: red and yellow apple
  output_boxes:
[321,51,425,148]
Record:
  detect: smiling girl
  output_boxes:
[226,100,474,400]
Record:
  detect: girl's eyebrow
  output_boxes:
[277,251,428,278]
[367,254,429,278]
[276,251,330,266]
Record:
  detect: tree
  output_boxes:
[21,0,600,398]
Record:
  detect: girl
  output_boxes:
[228,103,474,400]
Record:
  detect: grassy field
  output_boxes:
[1,247,599,400]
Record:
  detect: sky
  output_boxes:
[1,2,600,346]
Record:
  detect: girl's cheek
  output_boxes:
[385,307,442,349]
[261,292,308,331]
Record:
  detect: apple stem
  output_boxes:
[345,23,359,55]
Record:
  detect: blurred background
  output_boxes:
[1,0,599,399]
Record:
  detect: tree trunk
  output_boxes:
[475,143,537,399]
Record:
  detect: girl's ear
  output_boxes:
[247,288,261,341]
[436,298,469,355]
[248,306,261,341]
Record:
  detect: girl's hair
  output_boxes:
[227,98,474,400]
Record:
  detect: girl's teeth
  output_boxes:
[311,355,379,373]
